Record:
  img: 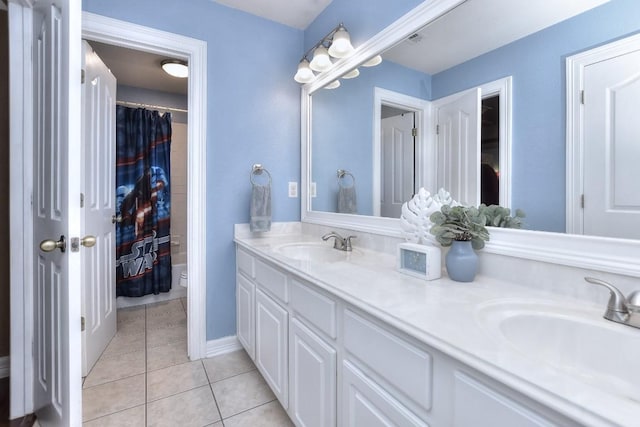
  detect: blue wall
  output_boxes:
[431,0,640,232]
[83,0,302,340]
[311,61,431,214]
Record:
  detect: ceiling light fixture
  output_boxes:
[294,22,375,86]
[161,59,189,78]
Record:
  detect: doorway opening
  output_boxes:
[82,12,208,361]
[481,95,500,206]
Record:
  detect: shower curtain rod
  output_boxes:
[116,100,188,113]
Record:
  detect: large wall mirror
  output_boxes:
[303,0,640,243]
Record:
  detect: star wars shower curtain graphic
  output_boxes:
[115,106,172,297]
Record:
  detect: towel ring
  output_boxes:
[250,164,272,186]
[337,169,355,188]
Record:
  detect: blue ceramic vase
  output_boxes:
[445,240,478,282]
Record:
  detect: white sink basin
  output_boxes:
[275,242,361,263]
[476,300,640,400]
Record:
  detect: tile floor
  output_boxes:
[82,299,293,427]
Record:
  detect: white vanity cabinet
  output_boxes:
[236,245,586,427]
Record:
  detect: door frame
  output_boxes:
[82,12,208,360]
[372,87,429,217]
[566,32,640,234]
[8,0,36,417]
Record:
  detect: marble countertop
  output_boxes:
[235,231,640,427]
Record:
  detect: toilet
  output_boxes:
[179,270,188,288]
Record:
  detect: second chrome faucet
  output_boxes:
[322,231,356,252]
[585,277,640,329]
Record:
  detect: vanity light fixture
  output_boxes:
[161,59,188,78]
[294,23,359,85]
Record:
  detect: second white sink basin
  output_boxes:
[476,300,640,401]
[275,242,361,263]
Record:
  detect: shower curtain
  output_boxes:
[115,106,172,297]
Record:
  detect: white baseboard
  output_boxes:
[0,356,9,378]
[205,335,242,358]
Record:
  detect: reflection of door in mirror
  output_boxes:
[433,88,481,206]
[583,47,640,239]
[380,109,415,218]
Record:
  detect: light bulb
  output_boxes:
[362,55,382,67]
[342,68,359,79]
[324,80,341,89]
[294,59,315,83]
[309,46,333,72]
[328,26,355,58]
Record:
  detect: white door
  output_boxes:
[583,49,640,238]
[81,40,117,376]
[433,88,481,206]
[30,0,83,425]
[381,113,415,218]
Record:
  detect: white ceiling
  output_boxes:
[383,0,609,75]
[213,0,332,30]
[88,41,188,95]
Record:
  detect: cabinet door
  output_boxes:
[236,274,255,359]
[289,318,336,427]
[342,361,428,427]
[256,289,289,408]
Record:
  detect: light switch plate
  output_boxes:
[288,182,298,198]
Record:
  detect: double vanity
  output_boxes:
[235,224,640,427]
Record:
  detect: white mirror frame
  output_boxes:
[300,0,640,277]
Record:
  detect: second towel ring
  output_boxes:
[337,169,355,188]
[250,164,272,186]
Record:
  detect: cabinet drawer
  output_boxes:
[342,361,428,427]
[255,259,288,302]
[452,372,568,427]
[291,279,337,339]
[237,248,255,278]
[344,309,432,412]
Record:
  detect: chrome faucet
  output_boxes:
[322,231,356,252]
[585,277,640,329]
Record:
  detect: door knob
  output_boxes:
[112,214,122,224]
[40,235,66,253]
[81,235,97,248]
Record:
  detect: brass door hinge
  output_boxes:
[581,90,585,105]
[581,194,585,208]
[81,316,85,331]
[81,69,85,84]
[412,128,417,137]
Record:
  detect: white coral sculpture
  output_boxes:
[400,188,460,244]
[400,188,442,244]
